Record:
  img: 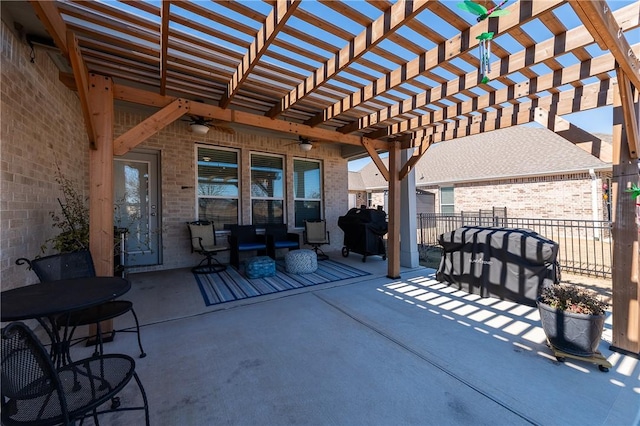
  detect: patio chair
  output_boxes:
[303,220,330,260]
[264,223,300,259]
[15,250,146,358]
[227,225,267,268]
[1,321,150,426]
[187,220,229,273]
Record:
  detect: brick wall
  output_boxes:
[453,174,607,219]
[1,19,350,282]
[365,172,611,221]
[114,112,349,273]
[1,22,88,289]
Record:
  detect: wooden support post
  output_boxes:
[87,73,115,339]
[387,141,401,279]
[88,73,115,276]
[610,80,640,357]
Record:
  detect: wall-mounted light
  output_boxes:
[191,123,210,135]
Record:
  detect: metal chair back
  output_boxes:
[2,322,70,425]
[26,251,96,282]
[1,322,150,425]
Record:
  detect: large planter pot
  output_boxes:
[537,299,606,357]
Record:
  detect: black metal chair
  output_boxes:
[227,225,267,268]
[264,224,300,259]
[187,220,229,273]
[1,321,150,426]
[303,220,330,260]
[15,251,146,358]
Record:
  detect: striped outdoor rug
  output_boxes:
[194,259,370,306]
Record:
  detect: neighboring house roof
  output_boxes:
[348,171,366,191]
[356,126,612,190]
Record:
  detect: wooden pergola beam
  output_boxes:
[610,79,640,356]
[113,98,189,156]
[361,139,389,182]
[29,2,99,148]
[220,0,300,109]
[399,136,432,181]
[269,0,432,119]
[159,0,170,96]
[569,0,640,90]
[616,67,640,159]
[366,40,633,139]
[409,79,615,144]
[112,84,389,150]
[87,74,114,276]
[386,141,401,279]
[305,0,562,127]
[29,1,69,57]
[67,30,97,149]
[534,107,610,161]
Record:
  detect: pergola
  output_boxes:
[17,0,639,356]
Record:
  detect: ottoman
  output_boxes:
[285,249,318,274]
[245,256,276,279]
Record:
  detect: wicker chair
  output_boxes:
[1,321,149,426]
[15,251,146,358]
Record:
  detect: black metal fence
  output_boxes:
[417,213,613,278]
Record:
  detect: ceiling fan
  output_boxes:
[286,136,317,151]
[183,115,235,135]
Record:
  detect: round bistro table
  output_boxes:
[1,277,130,366]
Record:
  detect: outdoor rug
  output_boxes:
[194,259,370,306]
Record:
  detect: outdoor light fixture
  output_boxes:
[190,123,210,135]
[299,140,313,151]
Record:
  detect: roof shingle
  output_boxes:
[357,126,611,189]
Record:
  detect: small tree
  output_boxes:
[41,166,89,253]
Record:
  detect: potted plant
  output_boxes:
[41,167,89,254]
[537,283,609,358]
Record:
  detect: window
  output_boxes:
[293,159,322,227]
[196,146,239,228]
[251,153,284,226]
[440,187,454,215]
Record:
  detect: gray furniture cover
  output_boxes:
[436,226,560,307]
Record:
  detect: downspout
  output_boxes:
[589,168,600,240]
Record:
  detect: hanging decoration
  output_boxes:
[457,0,510,22]
[457,1,510,83]
[476,32,494,83]
[626,183,640,202]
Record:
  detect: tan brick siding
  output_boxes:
[1,20,350,282]
[112,114,349,273]
[365,172,610,221]
[1,22,89,289]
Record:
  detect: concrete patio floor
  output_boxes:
[69,252,639,425]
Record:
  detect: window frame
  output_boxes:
[440,186,455,215]
[293,158,323,229]
[195,144,240,227]
[250,152,286,226]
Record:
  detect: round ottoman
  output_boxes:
[285,249,318,274]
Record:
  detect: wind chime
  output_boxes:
[476,32,494,84]
[457,1,510,84]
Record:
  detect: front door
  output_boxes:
[114,151,161,267]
